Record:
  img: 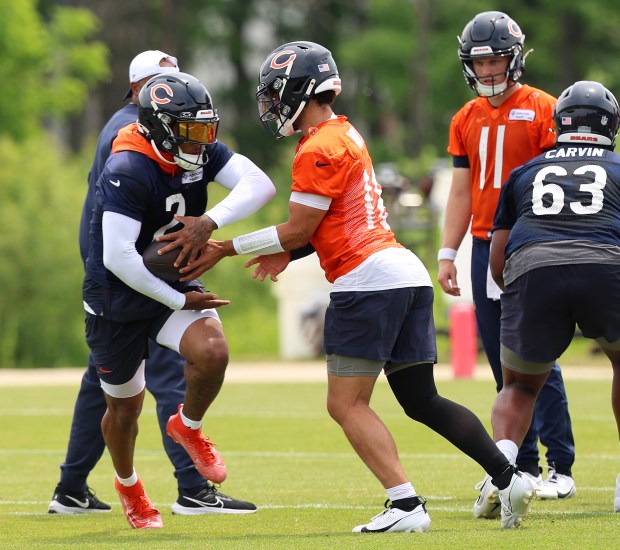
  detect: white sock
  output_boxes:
[387,481,416,502]
[115,468,138,487]
[496,439,519,466]
[180,405,202,430]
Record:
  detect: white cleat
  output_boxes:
[614,474,620,513]
[352,497,431,533]
[521,470,542,493]
[499,471,535,529]
[472,475,501,519]
[536,469,576,500]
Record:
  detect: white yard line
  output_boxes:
[0,362,611,387]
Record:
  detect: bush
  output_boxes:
[0,135,89,367]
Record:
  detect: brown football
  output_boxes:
[142,240,188,282]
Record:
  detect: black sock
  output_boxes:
[549,462,572,477]
[392,496,423,511]
[517,463,541,477]
[492,465,516,491]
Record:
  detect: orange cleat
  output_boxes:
[166,404,227,483]
[114,478,163,529]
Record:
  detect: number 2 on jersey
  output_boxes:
[153,193,187,239]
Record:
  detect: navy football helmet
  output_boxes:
[458,11,527,97]
[138,72,219,170]
[554,81,620,148]
[256,41,341,139]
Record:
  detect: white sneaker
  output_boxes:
[614,474,620,513]
[537,469,576,500]
[352,498,431,533]
[499,471,535,529]
[472,475,500,519]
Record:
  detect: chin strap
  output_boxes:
[475,81,508,97]
[279,78,317,137]
[149,139,178,166]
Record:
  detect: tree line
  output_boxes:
[1,0,618,366]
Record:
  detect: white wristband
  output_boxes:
[232,226,285,255]
[437,247,458,261]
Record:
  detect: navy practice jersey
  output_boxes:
[79,103,138,263]
[85,140,234,293]
[494,145,620,260]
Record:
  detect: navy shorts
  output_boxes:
[83,276,206,386]
[85,312,172,386]
[323,286,437,366]
[501,263,620,371]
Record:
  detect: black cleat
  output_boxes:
[48,485,111,514]
[171,483,257,515]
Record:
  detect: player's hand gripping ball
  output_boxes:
[142,240,188,282]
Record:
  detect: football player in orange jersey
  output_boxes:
[437,11,576,511]
[187,40,535,531]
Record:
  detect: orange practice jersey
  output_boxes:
[292,116,401,283]
[447,84,557,239]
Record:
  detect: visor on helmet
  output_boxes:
[177,120,218,144]
[175,109,219,145]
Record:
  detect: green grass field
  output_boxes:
[0,366,618,549]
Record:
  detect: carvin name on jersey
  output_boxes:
[544,147,605,159]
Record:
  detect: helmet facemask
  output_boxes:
[145,109,219,171]
[256,74,317,139]
[460,45,527,98]
[174,111,219,170]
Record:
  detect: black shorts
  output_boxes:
[323,286,437,365]
[501,263,620,370]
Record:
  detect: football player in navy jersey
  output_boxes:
[489,80,620,515]
[50,51,260,520]
[78,70,275,529]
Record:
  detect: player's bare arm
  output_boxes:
[156,214,218,266]
[178,201,325,281]
[489,229,509,290]
[155,155,276,269]
[438,167,472,296]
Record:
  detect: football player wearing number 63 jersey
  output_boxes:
[489,80,620,516]
[186,40,527,533]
